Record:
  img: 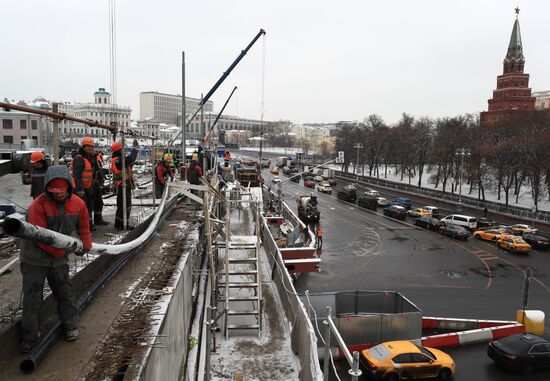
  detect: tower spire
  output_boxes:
[505,8,524,62]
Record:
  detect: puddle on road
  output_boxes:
[440,269,467,278]
[389,235,408,242]
[470,267,494,278]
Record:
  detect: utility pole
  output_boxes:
[181,51,186,165]
[52,103,59,165]
[455,148,470,212]
[353,143,363,184]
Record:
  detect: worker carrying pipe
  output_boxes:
[18,165,92,354]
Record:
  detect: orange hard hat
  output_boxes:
[46,178,69,193]
[81,136,94,146]
[30,151,45,164]
[111,141,122,153]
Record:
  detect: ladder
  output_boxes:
[218,194,262,338]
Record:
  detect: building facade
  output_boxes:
[0,109,44,146]
[480,11,536,126]
[60,88,131,146]
[140,91,213,125]
[532,90,550,110]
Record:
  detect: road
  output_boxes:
[248,151,550,381]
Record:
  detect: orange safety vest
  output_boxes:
[111,156,134,187]
[70,155,93,189]
[96,153,104,167]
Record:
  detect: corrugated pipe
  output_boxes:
[3,189,170,256]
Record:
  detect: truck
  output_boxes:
[297,195,320,222]
[236,163,261,187]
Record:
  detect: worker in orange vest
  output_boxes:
[29,151,48,199]
[71,137,98,231]
[317,226,323,249]
[111,140,139,230]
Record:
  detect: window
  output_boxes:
[32,136,37,141]
[31,120,38,130]
[2,119,13,129]
[3,136,13,144]
[455,216,467,222]
[410,353,431,363]
[21,136,26,141]
[20,120,27,129]
[392,354,413,364]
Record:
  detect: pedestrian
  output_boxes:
[224,150,231,167]
[154,159,172,199]
[164,151,176,173]
[19,165,92,353]
[71,137,98,231]
[29,151,48,199]
[111,139,139,230]
[483,206,488,218]
[317,226,323,249]
[93,151,109,226]
[185,159,203,195]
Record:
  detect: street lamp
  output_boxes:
[354,143,363,183]
[455,148,471,211]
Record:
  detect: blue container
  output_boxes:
[0,204,16,216]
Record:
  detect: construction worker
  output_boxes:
[154,159,173,199]
[111,139,138,230]
[71,137,98,231]
[192,150,199,162]
[316,226,323,249]
[224,150,231,167]
[93,151,108,225]
[19,165,92,353]
[164,151,176,173]
[185,159,203,196]
[29,151,48,199]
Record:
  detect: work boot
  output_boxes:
[94,215,109,226]
[20,340,35,354]
[90,224,97,232]
[65,329,79,342]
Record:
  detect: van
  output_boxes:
[337,185,357,203]
[440,214,478,230]
[358,195,378,211]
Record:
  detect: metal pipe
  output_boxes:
[323,306,331,381]
[4,187,171,256]
[121,130,127,229]
[181,51,187,164]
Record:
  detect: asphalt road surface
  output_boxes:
[249,151,550,381]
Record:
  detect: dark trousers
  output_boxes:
[317,236,323,249]
[77,188,94,223]
[20,263,79,343]
[154,179,165,199]
[115,185,132,228]
[93,183,104,219]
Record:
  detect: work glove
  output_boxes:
[71,242,89,256]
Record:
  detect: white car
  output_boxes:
[376,197,390,207]
[364,188,380,197]
[271,176,282,184]
[423,206,440,215]
[317,183,332,194]
[313,175,324,182]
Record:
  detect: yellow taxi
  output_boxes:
[407,208,432,218]
[497,236,532,253]
[360,340,456,381]
[473,229,514,242]
[270,166,279,175]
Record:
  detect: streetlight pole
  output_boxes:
[455,148,470,212]
[354,143,363,184]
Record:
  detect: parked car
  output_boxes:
[522,233,550,250]
[313,175,324,182]
[473,229,514,242]
[497,236,532,253]
[303,175,315,182]
[376,197,390,207]
[487,333,550,375]
[363,188,380,198]
[317,183,332,194]
[413,217,444,230]
[439,225,469,240]
[407,207,432,218]
[476,217,497,229]
[271,176,281,184]
[270,166,279,175]
[360,341,456,381]
[383,205,407,220]
[289,173,300,183]
[337,185,357,203]
[423,206,440,216]
[358,195,378,211]
[327,178,337,186]
[439,214,477,230]
[304,180,315,188]
[509,224,538,235]
[390,197,412,210]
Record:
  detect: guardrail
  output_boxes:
[336,171,550,223]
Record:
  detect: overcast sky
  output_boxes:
[2,0,549,125]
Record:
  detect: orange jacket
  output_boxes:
[317,228,323,238]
